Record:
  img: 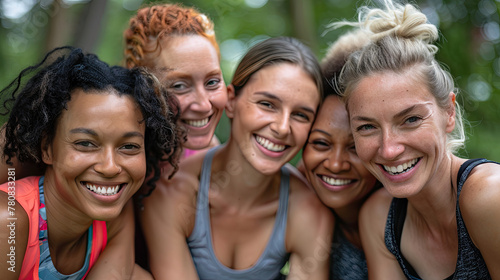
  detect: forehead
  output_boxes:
[153,35,220,71]
[244,63,320,106]
[314,95,349,128]
[59,89,143,128]
[348,71,435,116]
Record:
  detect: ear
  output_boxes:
[445,92,456,133]
[41,136,53,165]
[225,84,237,119]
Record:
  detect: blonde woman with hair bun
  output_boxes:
[330,0,500,279]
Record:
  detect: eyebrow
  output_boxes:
[70,128,144,139]
[309,128,331,137]
[165,68,222,78]
[394,104,419,119]
[255,91,317,115]
[352,104,427,122]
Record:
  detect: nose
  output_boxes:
[379,128,404,160]
[324,147,350,173]
[270,113,291,138]
[189,86,212,112]
[94,148,122,177]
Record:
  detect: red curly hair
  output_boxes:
[124,4,219,69]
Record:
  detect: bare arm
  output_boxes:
[86,200,140,280]
[141,172,199,280]
[0,191,29,280]
[359,188,405,279]
[460,163,500,278]
[286,177,334,280]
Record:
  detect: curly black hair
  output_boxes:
[0,46,185,200]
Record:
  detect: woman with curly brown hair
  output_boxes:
[123,3,227,158]
[0,46,183,279]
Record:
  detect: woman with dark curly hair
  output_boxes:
[124,3,227,158]
[0,3,224,182]
[0,47,183,279]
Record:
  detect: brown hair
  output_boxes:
[231,37,323,100]
[321,29,371,98]
[123,3,219,68]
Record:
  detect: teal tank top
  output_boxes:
[187,147,290,280]
[37,176,94,280]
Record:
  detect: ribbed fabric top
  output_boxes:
[330,223,367,280]
[188,147,290,280]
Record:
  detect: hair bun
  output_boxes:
[360,1,438,52]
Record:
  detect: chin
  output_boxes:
[184,139,212,150]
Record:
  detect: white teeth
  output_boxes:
[85,183,120,196]
[321,176,353,186]
[383,158,419,175]
[184,118,209,127]
[255,135,286,152]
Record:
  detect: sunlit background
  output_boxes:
[1,0,499,161]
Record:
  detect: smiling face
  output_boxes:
[303,95,377,209]
[151,35,227,150]
[42,89,146,220]
[226,63,320,175]
[347,71,455,198]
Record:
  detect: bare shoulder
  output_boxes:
[288,169,331,216]
[0,191,29,279]
[459,161,500,277]
[360,188,393,230]
[148,149,207,207]
[459,161,500,214]
[287,171,334,247]
[141,149,207,235]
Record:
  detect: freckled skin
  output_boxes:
[149,35,227,150]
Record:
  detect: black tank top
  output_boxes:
[385,158,497,279]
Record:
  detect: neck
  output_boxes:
[407,154,461,229]
[334,199,364,248]
[211,142,282,210]
[43,172,93,250]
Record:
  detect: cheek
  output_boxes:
[302,147,322,170]
[294,124,313,146]
[175,95,190,116]
[127,154,147,180]
[210,88,228,110]
[353,137,375,162]
[353,156,377,184]
[55,150,92,171]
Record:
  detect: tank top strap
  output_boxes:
[198,146,220,207]
[275,166,290,233]
[456,158,492,196]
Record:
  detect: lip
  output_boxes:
[81,181,126,203]
[317,174,357,192]
[378,157,421,183]
[254,134,289,158]
[182,114,213,130]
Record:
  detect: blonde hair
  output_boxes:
[331,0,465,153]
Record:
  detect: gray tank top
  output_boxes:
[385,158,497,279]
[187,147,290,280]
